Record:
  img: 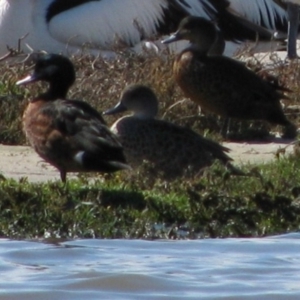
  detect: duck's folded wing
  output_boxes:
[50,100,128,170]
[53,100,123,152]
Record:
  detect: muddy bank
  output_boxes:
[0,141,294,182]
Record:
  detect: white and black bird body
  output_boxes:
[0,0,296,57]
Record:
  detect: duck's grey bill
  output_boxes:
[16,75,37,85]
[161,34,178,44]
[103,102,127,115]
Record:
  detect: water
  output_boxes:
[0,233,300,299]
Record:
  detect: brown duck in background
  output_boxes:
[104,84,241,180]
[17,54,129,182]
[162,16,297,139]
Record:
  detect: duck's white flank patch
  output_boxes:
[74,151,85,165]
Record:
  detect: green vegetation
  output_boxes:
[0,153,300,239]
[0,50,299,239]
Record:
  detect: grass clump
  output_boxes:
[0,153,300,239]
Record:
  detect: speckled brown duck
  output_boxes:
[162,16,297,139]
[104,84,238,180]
[17,54,129,182]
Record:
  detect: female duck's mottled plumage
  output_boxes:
[104,84,234,179]
[162,16,297,139]
[17,54,129,182]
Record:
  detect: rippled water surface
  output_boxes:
[1,233,300,299]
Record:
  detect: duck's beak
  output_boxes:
[103,101,127,115]
[16,74,38,86]
[161,32,180,44]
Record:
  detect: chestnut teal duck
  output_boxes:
[162,16,297,139]
[0,0,289,58]
[104,84,238,180]
[17,53,129,182]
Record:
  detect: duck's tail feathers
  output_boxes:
[74,151,131,173]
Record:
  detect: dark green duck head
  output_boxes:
[17,53,75,99]
[162,16,224,55]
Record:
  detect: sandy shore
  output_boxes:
[0,140,295,183]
